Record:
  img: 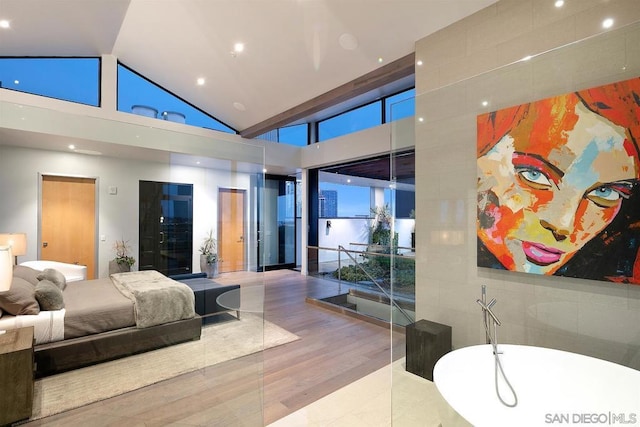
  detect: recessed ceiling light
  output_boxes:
[554,0,564,8]
[347,179,351,183]
[0,20,10,29]
[418,117,424,122]
[602,18,614,29]
[339,33,358,50]
[68,144,75,150]
[262,168,267,173]
[233,102,246,111]
[482,101,489,107]
[196,77,205,86]
[234,42,244,53]
[377,57,384,63]
[416,60,423,66]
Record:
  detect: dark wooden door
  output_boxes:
[139,181,193,276]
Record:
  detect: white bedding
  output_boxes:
[0,309,65,345]
[20,260,87,282]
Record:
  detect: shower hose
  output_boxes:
[483,315,518,408]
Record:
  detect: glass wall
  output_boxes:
[0,98,266,423]
[397,6,640,427]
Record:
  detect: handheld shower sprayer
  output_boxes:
[476,285,518,408]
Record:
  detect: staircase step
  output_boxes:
[339,302,357,310]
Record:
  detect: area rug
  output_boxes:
[31,314,299,420]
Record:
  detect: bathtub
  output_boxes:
[433,344,640,427]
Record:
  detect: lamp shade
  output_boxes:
[0,233,27,263]
[0,245,12,292]
[0,233,27,256]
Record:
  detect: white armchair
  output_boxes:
[20,260,88,282]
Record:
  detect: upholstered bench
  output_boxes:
[177,277,240,324]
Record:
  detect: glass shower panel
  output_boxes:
[394,12,640,427]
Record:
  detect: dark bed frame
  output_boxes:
[34,316,202,378]
[32,273,239,378]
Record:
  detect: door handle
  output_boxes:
[43,242,48,247]
[160,232,164,244]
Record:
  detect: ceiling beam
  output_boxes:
[240,52,416,139]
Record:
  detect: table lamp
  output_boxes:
[0,233,26,265]
[0,245,12,292]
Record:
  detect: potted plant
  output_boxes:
[369,204,397,253]
[109,239,136,274]
[199,229,219,278]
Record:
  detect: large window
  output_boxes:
[0,57,100,106]
[319,181,371,218]
[258,88,414,145]
[257,123,308,146]
[117,64,236,134]
[318,101,382,142]
[386,88,415,121]
[277,124,308,146]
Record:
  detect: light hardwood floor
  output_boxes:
[24,270,406,426]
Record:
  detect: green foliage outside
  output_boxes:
[332,253,415,297]
[331,203,415,299]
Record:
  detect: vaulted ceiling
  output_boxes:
[0,0,496,135]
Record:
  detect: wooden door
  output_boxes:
[218,188,245,273]
[41,175,96,279]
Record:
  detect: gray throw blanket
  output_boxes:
[110,270,195,328]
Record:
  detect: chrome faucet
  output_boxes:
[476,285,501,345]
[476,285,518,407]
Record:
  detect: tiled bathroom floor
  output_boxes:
[268,358,443,427]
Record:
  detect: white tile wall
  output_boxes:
[412,0,640,371]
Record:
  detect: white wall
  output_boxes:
[300,116,414,170]
[0,145,253,278]
[414,0,640,368]
[317,217,415,263]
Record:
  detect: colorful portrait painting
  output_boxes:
[477,77,640,285]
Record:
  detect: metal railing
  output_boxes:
[337,245,414,324]
[308,245,414,325]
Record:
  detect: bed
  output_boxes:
[0,265,202,378]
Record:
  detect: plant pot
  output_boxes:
[200,254,218,278]
[109,259,131,275]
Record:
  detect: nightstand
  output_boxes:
[0,326,34,425]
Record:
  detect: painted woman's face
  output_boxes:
[477,102,638,274]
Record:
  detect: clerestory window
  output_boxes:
[0,57,100,106]
[117,63,236,134]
